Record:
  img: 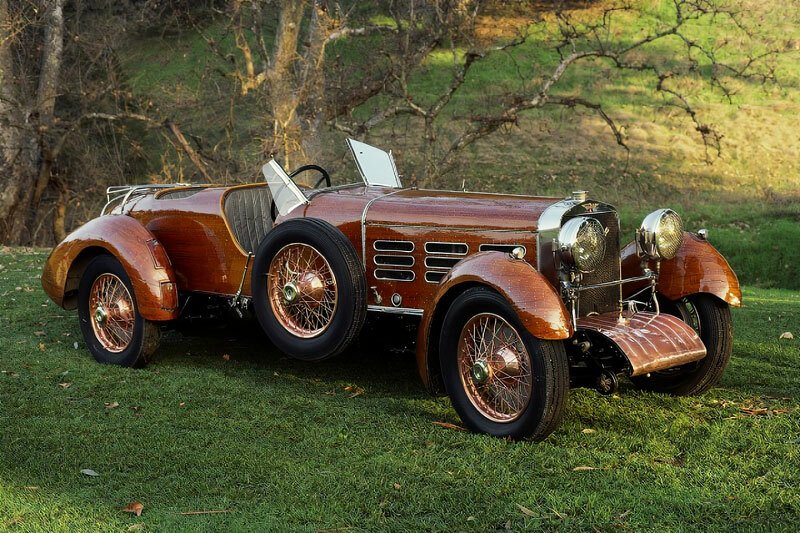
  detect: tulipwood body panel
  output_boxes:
[126,185,254,296]
[415,251,572,394]
[41,215,179,321]
[621,232,742,307]
[577,311,707,376]
[287,185,558,310]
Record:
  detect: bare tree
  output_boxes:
[0,0,224,244]
[0,0,781,245]
[334,0,779,185]
[199,0,469,169]
[0,0,66,243]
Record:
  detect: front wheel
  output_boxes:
[631,294,732,395]
[439,287,569,441]
[251,218,366,361]
[77,255,160,367]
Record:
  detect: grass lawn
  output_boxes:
[1,250,798,531]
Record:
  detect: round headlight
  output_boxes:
[558,216,606,273]
[637,208,684,260]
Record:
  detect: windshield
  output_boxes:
[261,160,308,216]
[347,138,402,188]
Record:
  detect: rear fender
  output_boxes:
[621,232,742,307]
[41,215,179,321]
[416,252,572,395]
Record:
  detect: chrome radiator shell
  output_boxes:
[537,198,621,318]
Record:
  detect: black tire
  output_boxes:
[77,255,160,367]
[251,218,366,361]
[439,287,569,441]
[631,294,732,395]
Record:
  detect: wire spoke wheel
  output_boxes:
[457,313,533,423]
[267,243,338,338]
[89,273,135,353]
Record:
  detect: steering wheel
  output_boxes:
[289,164,331,189]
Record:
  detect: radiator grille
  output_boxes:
[570,210,621,316]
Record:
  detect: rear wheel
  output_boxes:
[631,294,732,395]
[251,218,366,361]
[439,287,569,441]
[78,255,160,367]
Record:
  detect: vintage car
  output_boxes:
[41,139,741,440]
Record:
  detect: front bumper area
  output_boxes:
[577,311,706,376]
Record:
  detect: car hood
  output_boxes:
[364,189,561,231]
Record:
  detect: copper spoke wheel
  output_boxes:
[89,273,135,353]
[267,243,338,338]
[457,313,533,423]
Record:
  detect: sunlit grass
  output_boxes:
[1,251,798,531]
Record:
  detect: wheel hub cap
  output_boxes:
[283,282,299,303]
[94,306,108,324]
[471,360,490,384]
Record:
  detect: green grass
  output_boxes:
[2,250,799,531]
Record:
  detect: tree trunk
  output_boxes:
[266,0,307,168]
[0,0,39,243]
[0,0,66,244]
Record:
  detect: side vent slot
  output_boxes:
[424,257,461,269]
[374,240,414,253]
[375,269,415,282]
[424,241,468,283]
[372,240,415,282]
[424,242,468,255]
[479,244,526,255]
[374,255,414,267]
[425,271,446,284]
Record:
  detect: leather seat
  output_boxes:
[224,186,274,254]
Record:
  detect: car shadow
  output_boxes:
[154,314,434,401]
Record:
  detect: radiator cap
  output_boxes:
[572,190,588,202]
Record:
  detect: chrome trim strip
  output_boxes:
[360,189,406,266]
[374,269,416,282]
[373,255,415,267]
[367,305,423,316]
[367,224,537,233]
[423,242,469,255]
[101,184,192,215]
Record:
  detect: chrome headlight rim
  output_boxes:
[637,208,684,260]
[558,216,607,274]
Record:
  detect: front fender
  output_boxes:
[41,215,179,321]
[621,231,742,307]
[416,252,571,395]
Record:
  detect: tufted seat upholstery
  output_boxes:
[224,186,274,254]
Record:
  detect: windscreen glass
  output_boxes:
[347,138,402,188]
[261,160,308,216]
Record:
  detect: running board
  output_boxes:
[577,311,707,376]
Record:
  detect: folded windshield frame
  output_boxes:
[261,160,308,217]
[346,138,402,188]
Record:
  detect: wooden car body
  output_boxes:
[42,139,742,407]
